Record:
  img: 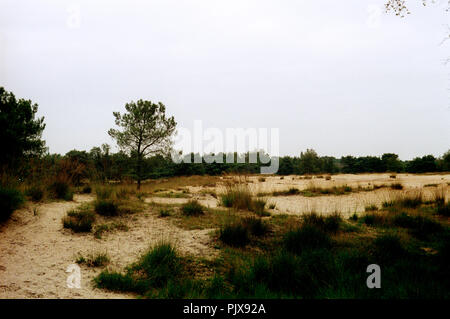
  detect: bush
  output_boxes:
[159,209,172,217]
[393,213,443,240]
[219,222,250,247]
[82,185,92,194]
[181,200,204,216]
[49,181,72,200]
[76,252,110,267]
[62,209,95,232]
[0,186,24,222]
[95,199,119,216]
[283,225,332,255]
[362,212,386,226]
[25,185,44,202]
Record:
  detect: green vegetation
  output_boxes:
[181,200,204,216]
[0,186,24,222]
[62,209,96,232]
[76,252,110,267]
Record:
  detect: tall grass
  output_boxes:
[0,186,24,222]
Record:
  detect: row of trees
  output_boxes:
[2,86,450,190]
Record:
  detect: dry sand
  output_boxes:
[1,173,449,298]
[0,195,216,299]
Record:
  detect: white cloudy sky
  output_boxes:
[1,0,449,159]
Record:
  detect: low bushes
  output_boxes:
[0,186,24,222]
[302,212,341,233]
[219,222,250,247]
[76,252,110,267]
[25,185,44,202]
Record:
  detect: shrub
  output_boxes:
[362,212,386,226]
[94,271,139,293]
[62,210,95,232]
[349,213,358,221]
[25,185,44,202]
[393,213,443,240]
[250,198,269,216]
[181,200,204,216]
[283,225,332,255]
[49,181,72,200]
[219,222,249,247]
[82,185,92,194]
[95,186,114,200]
[0,186,24,222]
[95,199,119,216]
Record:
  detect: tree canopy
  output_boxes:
[0,87,46,170]
[108,100,176,189]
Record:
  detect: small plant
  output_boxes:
[95,185,114,200]
[382,200,395,208]
[76,252,110,267]
[258,177,266,182]
[325,175,332,180]
[181,200,204,216]
[250,198,268,216]
[0,186,24,222]
[62,209,95,232]
[365,205,378,212]
[390,174,397,179]
[349,213,358,221]
[159,209,172,218]
[95,199,119,216]
[302,212,341,233]
[362,212,386,226]
[268,203,276,209]
[219,222,250,247]
[220,184,253,210]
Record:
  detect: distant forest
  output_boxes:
[18,147,450,184]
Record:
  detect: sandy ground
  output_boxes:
[1,173,449,298]
[0,195,216,299]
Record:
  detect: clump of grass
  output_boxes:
[268,203,276,209]
[95,242,184,294]
[349,213,358,221]
[62,209,95,232]
[159,209,172,218]
[390,174,397,179]
[382,200,395,208]
[365,204,378,211]
[220,184,253,210]
[325,175,332,180]
[94,222,128,239]
[302,212,341,233]
[219,222,250,247]
[250,198,270,216]
[362,212,387,227]
[181,200,204,216]
[241,217,270,237]
[258,177,266,182]
[283,225,332,255]
[390,183,403,190]
[25,185,44,202]
[76,252,110,267]
[95,199,119,216]
[0,186,24,222]
[396,191,423,208]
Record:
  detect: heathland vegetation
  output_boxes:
[1,87,450,299]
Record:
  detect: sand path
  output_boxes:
[0,195,216,299]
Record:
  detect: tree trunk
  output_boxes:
[137,154,142,191]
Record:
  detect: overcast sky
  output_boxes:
[1,0,449,160]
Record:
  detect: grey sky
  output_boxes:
[1,0,449,160]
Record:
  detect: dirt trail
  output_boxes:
[0,195,216,299]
